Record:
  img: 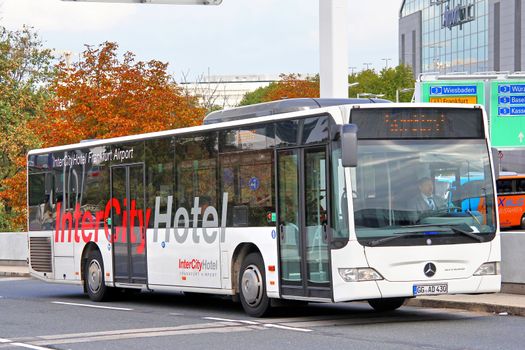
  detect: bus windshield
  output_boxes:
[351,139,496,246]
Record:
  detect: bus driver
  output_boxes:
[410,177,445,214]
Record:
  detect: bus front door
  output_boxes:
[277,147,331,300]
[110,164,147,286]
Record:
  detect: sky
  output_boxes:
[0,0,401,82]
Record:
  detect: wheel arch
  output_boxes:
[231,243,262,294]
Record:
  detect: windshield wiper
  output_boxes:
[368,231,432,247]
[449,225,484,242]
[367,224,484,247]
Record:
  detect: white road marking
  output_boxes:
[11,343,54,350]
[0,338,12,343]
[204,317,258,325]
[203,316,312,332]
[51,301,133,311]
[31,323,250,346]
[263,324,313,333]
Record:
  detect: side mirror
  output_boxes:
[341,124,358,167]
[491,148,500,180]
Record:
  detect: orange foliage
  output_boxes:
[0,156,27,229]
[264,74,319,102]
[1,42,206,230]
[31,42,205,147]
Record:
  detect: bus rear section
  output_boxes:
[331,104,500,310]
[496,175,525,229]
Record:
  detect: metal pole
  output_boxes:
[319,0,349,98]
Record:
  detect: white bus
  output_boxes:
[27,99,500,317]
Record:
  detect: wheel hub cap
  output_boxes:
[88,260,102,293]
[241,264,262,306]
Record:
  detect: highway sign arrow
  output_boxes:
[520,132,524,143]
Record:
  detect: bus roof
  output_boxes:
[28,101,486,156]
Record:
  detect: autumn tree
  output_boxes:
[32,41,205,147]
[238,74,319,106]
[2,41,205,230]
[0,26,54,231]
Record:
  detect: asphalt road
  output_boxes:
[1,277,524,350]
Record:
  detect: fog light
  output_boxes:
[338,268,383,282]
[474,262,500,276]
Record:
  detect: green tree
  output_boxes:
[348,65,415,102]
[239,67,415,106]
[0,26,55,231]
[238,83,278,106]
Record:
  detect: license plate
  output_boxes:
[413,283,448,296]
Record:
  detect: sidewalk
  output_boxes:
[406,293,525,316]
[0,264,30,278]
[1,263,525,316]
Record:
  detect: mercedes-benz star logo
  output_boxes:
[424,262,436,278]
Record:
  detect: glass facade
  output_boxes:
[401,0,489,74]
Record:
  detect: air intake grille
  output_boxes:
[30,237,52,273]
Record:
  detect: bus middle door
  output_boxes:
[110,164,147,286]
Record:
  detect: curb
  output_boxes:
[406,298,525,316]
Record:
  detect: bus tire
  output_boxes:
[368,297,406,312]
[239,253,271,317]
[520,214,525,230]
[85,250,112,302]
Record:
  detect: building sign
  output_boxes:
[422,81,484,105]
[442,2,475,30]
[490,81,525,147]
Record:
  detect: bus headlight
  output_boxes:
[473,262,500,276]
[338,268,383,282]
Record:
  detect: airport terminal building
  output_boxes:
[399,0,525,76]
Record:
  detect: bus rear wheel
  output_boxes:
[368,297,406,312]
[85,250,112,302]
[239,253,271,317]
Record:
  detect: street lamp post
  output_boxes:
[363,63,373,70]
[382,58,391,69]
[396,87,415,102]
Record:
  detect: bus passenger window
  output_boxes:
[497,180,513,194]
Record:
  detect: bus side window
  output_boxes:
[497,180,513,194]
[518,179,525,193]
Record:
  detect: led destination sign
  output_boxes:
[350,108,484,139]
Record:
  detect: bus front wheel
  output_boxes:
[239,253,271,317]
[368,297,406,312]
[85,250,112,302]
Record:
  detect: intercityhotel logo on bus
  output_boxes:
[54,194,229,254]
[51,148,134,168]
